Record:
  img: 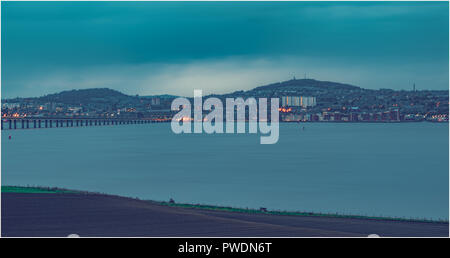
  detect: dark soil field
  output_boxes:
[2,192,448,237]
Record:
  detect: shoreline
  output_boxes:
[3,191,448,237]
[3,186,446,223]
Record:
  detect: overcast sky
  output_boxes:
[1,1,448,98]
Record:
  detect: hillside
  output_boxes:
[253,79,360,91]
[212,78,365,100]
[37,88,135,104]
[3,79,365,103]
[3,191,448,237]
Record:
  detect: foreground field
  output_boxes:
[2,191,448,237]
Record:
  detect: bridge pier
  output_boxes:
[0,118,154,130]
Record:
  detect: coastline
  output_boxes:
[2,186,448,237]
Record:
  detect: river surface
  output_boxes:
[2,122,448,220]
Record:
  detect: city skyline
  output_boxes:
[2,77,448,123]
[2,1,449,99]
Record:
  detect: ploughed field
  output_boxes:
[2,191,448,237]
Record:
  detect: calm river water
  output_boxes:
[2,122,448,220]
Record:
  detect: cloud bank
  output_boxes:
[5,56,447,98]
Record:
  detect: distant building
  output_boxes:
[281,96,301,107]
[282,113,303,122]
[68,107,82,113]
[151,97,161,106]
[281,96,316,108]
[2,103,20,109]
[301,96,316,108]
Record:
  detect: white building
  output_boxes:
[2,103,21,109]
[301,96,316,108]
[281,96,316,108]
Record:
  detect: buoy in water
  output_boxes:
[8,135,11,140]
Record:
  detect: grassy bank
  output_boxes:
[2,185,447,224]
[2,186,80,194]
[157,201,448,224]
